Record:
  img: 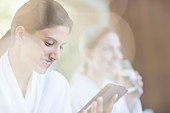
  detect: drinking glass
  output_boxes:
[118,60,137,93]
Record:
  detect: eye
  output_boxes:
[45,41,54,46]
[103,46,111,51]
[60,46,64,49]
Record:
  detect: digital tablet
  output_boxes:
[78,83,128,113]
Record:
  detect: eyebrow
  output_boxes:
[45,37,67,45]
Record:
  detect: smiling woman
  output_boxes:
[0,0,73,112]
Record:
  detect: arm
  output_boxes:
[125,72,143,113]
[0,30,12,57]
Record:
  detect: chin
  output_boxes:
[108,69,117,75]
[36,68,47,74]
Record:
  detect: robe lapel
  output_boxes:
[0,51,31,113]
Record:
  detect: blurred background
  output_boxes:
[0,0,170,113]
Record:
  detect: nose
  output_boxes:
[113,49,123,61]
[49,47,61,61]
[118,51,123,60]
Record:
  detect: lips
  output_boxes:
[109,62,120,68]
[44,60,53,68]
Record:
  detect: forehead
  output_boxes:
[98,32,121,47]
[36,26,70,36]
[33,26,70,42]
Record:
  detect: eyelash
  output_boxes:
[103,47,111,50]
[45,42,54,46]
[45,41,64,49]
[60,46,63,49]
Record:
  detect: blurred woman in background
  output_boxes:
[71,25,143,113]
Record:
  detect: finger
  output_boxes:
[136,80,143,92]
[137,75,142,80]
[138,87,144,97]
[136,73,143,85]
[135,72,142,80]
[97,97,103,113]
[82,110,87,113]
[104,94,118,113]
[135,70,139,75]
[136,77,143,90]
[90,101,97,113]
[138,80,143,87]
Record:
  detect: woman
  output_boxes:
[71,25,143,113]
[0,0,117,113]
[0,0,73,112]
[0,0,72,112]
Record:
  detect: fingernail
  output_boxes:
[115,94,118,98]
[97,97,103,102]
[93,101,97,106]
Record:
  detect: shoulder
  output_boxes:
[46,69,68,82]
[70,73,98,104]
[44,69,70,89]
[36,69,71,110]
[39,69,70,100]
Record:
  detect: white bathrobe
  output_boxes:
[0,51,72,113]
[70,73,142,113]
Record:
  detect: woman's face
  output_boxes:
[89,32,123,75]
[20,26,70,74]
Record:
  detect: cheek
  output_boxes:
[25,42,47,63]
[92,55,108,70]
[39,43,51,56]
[39,41,57,59]
[100,52,112,63]
[32,43,45,58]
[27,48,43,64]
[91,50,111,68]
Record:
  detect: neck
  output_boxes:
[8,46,32,96]
[86,66,107,89]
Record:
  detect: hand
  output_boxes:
[82,94,118,113]
[134,71,143,97]
[126,71,143,98]
[124,71,143,112]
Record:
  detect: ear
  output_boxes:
[84,49,93,60]
[15,26,26,45]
